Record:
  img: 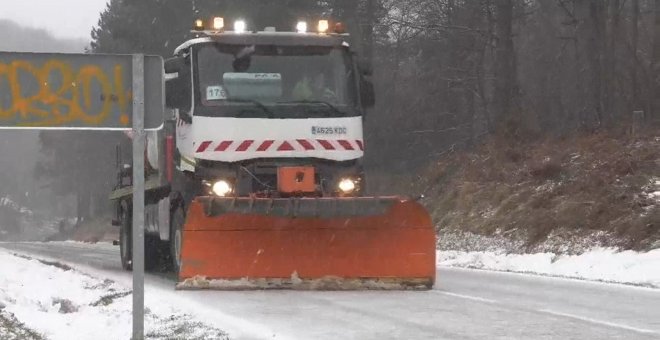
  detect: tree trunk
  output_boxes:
[651,0,660,120]
[632,0,640,110]
[364,0,375,65]
[591,0,605,126]
[76,189,91,224]
[476,38,493,133]
[493,0,518,136]
[575,0,604,129]
[605,0,620,122]
[334,0,361,50]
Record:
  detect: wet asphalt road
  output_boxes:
[1,241,659,340]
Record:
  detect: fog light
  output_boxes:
[338,178,356,193]
[318,20,329,33]
[212,180,232,196]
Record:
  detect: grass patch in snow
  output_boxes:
[90,291,132,307]
[0,310,45,340]
[145,315,229,340]
[11,253,73,271]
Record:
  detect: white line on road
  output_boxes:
[539,309,659,335]
[439,266,660,292]
[435,291,497,304]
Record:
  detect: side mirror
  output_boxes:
[360,77,375,109]
[164,54,191,112]
[358,59,373,77]
[165,77,190,111]
[164,57,185,74]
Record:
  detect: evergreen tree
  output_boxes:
[91,0,193,56]
[36,0,332,221]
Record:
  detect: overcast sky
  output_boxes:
[0,0,109,40]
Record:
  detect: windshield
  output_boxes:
[193,43,358,118]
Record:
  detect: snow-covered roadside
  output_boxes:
[0,250,228,340]
[437,248,660,288]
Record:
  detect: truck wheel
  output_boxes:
[120,202,161,272]
[119,203,132,270]
[170,203,185,275]
[144,235,161,271]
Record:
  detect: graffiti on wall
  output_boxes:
[0,58,132,127]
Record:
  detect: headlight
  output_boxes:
[318,20,329,33]
[212,180,232,197]
[338,178,356,193]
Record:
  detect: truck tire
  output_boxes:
[170,201,185,275]
[144,235,161,271]
[119,201,162,272]
[119,203,132,270]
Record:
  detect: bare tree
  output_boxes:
[492,0,519,135]
[631,0,640,111]
[364,0,376,64]
[651,0,660,119]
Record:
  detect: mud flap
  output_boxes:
[177,197,436,290]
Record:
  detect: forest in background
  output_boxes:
[5,0,660,221]
[0,20,88,217]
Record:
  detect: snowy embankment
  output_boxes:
[0,250,228,340]
[436,175,660,289]
[437,248,660,288]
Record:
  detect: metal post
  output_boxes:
[131,54,145,340]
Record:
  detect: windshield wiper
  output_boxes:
[277,100,345,117]
[224,98,274,118]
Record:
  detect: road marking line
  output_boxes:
[436,291,497,304]
[539,309,658,335]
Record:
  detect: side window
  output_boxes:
[198,46,233,105]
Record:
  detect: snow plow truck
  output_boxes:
[109,17,436,289]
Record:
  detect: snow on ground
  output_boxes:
[0,196,33,216]
[0,249,229,340]
[438,248,660,288]
[437,228,616,255]
[643,177,660,214]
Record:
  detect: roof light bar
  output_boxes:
[334,22,346,34]
[296,21,307,33]
[192,17,348,35]
[193,19,204,31]
[213,17,224,31]
[234,19,247,33]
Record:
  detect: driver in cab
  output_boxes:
[292,73,337,103]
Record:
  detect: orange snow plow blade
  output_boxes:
[177,197,436,290]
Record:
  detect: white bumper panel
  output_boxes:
[192,116,365,162]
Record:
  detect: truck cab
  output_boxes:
[165,19,375,199]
